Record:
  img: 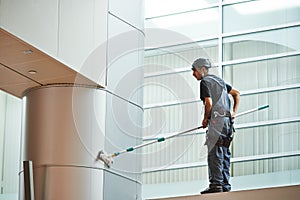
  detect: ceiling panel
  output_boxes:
[0,63,40,97]
[0,31,47,66]
[0,28,101,98]
[11,58,76,83]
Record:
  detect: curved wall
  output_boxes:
[20,85,106,200]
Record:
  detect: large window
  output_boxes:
[146,7,219,42]
[0,91,22,200]
[223,26,300,61]
[223,0,300,33]
[143,0,300,198]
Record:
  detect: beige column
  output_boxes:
[20,84,106,200]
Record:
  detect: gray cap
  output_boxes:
[192,58,212,70]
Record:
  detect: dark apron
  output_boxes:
[203,76,233,152]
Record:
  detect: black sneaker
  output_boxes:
[223,187,231,192]
[200,186,223,194]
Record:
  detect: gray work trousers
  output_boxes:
[208,144,231,191]
[207,117,233,191]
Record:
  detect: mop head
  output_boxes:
[96,150,114,168]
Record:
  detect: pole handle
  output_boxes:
[258,104,269,110]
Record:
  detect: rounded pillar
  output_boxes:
[20,84,106,200]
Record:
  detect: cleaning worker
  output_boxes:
[191,58,240,194]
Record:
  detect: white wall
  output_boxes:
[102,1,145,199]
[0,1,145,199]
[0,0,108,86]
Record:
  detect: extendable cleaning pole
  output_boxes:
[96,126,203,168]
[97,104,269,167]
[235,104,269,118]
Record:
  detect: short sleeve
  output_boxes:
[226,83,232,93]
[200,80,211,101]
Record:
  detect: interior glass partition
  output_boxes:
[223,56,300,90]
[145,7,219,44]
[143,0,300,198]
[223,26,300,61]
[223,0,300,33]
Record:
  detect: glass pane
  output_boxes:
[143,102,203,136]
[232,121,300,188]
[142,134,205,169]
[223,55,300,90]
[223,0,300,33]
[232,156,300,190]
[145,7,219,44]
[143,156,300,196]
[233,122,300,157]
[0,91,22,199]
[223,26,300,61]
[142,166,208,186]
[145,0,218,18]
[143,71,201,105]
[145,39,218,74]
[142,103,205,171]
[234,88,300,124]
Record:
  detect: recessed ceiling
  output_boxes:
[0,28,102,98]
